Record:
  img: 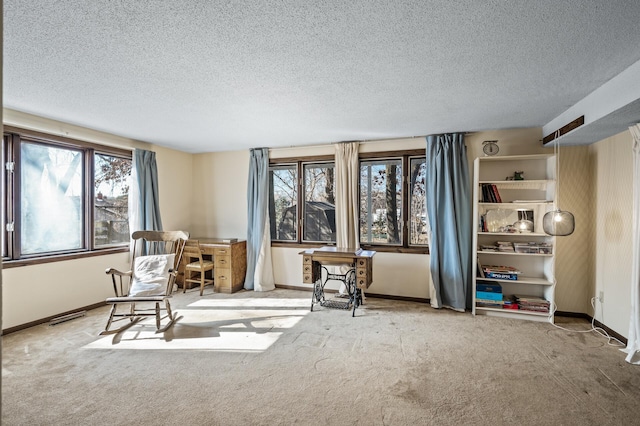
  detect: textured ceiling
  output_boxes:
[4,1,640,153]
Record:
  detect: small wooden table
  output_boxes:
[299,246,376,316]
[179,238,247,293]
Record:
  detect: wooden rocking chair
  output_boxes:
[100,230,189,335]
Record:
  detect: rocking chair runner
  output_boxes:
[101,230,189,335]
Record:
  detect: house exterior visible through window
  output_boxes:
[2,127,132,265]
[303,162,335,242]
[94,153,132,247]
[269,164,298,241]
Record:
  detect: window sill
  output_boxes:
[2,246,130,269]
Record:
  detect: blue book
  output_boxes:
[476,283,502,293]
[485,272,518,280]
[476,291,503,301]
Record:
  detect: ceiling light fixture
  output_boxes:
[543,130,575,236]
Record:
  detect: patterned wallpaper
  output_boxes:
[591,130,633,336]
[554,145,594,315]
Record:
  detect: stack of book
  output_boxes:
[496,241,514,252]
[481,184,502,203]
[482,265,520,280]
[502,295,518,310]
[476,282,503,308]
[514,295,550,313]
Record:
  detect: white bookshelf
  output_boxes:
[472,154,556,323]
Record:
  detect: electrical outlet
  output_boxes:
[598,291,604,303]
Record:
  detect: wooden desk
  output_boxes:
[179,239,247,294]
[299,246,376,316]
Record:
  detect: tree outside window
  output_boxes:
[303,162,335,242]
[94,154,132,246]
[269,164,298,241]
[360,159,402,245]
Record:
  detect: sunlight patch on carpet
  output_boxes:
[83,329,283,352]
[188,297,310,308]
[82,299,311,352]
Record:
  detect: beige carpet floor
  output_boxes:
[2,288,640,425]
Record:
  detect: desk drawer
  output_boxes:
[215,268,233,293]
[214,247,231,256]
[215,255,231,269]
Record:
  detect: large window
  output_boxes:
[269,160,336,244]
[2,127,132,265]
[21,141,84,254]
[269,150,426,252]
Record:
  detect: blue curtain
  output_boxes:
[245,148,270,290]
[425,134,472,311]
[133,149,163,232]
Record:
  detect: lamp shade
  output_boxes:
[543,210,575,236]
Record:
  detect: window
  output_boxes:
[2,127,132,265]
[269,164,298,241]
[1,135,9,259]
[409,156,428,245]
[94,153,132,247]
[303,162,335,242]
[269,160,336,244]
[360,158,403,245]
[269,150,426,253]
[21,141,84,254]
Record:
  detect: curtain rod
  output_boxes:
[267,132,474,151]
[267,134,430,152]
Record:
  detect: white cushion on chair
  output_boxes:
[129,254,176,297]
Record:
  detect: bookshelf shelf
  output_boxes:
[478,251,553,257]
[479,180,552,191]
[472,154,556,323]
[475,306,551,322]
[477,276,554,286]
[478,232,549,237]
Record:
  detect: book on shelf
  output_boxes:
[481,184,492,202]
[476,300,504,309]
[482,265,520,280]
[476,282,502,293]
[476,257,485,278]
[481,184,502,203]
[485,272,518,280]
[496,241,514,252]
[514,295,550,313]
[491,184,502,203]
[476,298,504,304]
[476,291,503,301]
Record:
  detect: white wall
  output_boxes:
[591,130,634,337]
[1,111,193,329]
[190,150,249,238]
